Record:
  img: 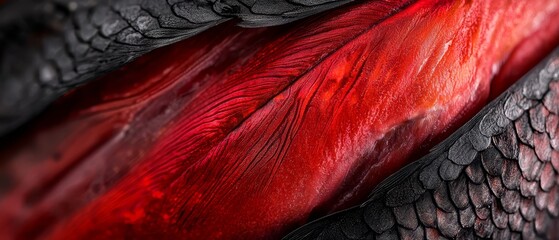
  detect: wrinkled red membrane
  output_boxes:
[1,0,559,239]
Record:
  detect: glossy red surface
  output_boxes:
[1,0,559,239]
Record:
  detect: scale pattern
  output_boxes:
[0,0,351,135]
[284,48,559,239]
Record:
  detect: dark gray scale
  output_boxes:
[458,206,475,229]
[474,217,495,238]
[438,159,463,181]
[0,0,353,135]
[530,104,549,133]
[522,60,554,100]
[487,175,505,198]
[424,227,449,240]
[338,208,371,239]
[456,229,475,240]
[397,225,424,240]
[504,92,525,121]
[479,107,507,137]
[364,201,395,234]
[448,174,469,209]
[436,208,461,238]
[546,113,559,150]
[515,113,535,147]
[385,173,425,207]
[465,160,485,184]
[415,191,437,228]
[492,124,519,159]
[448,135,478,165]
[500,189,520,213]
[468,180,492,210]
[502,158,522,190]
[283,47,559,240]
[544,81,559,114]
[518,144,543,181]
[419,155,444,189]
[433,183,455,213]
[375,227,398,240]
[480,146,504,176]
[468,128,491,151]
[474,205,491,221]
[392,204,418,229]
[314,222,348,240]
[492,228,512,239]
[214,0,351,27]
[491,200,508,229]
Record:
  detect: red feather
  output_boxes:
[1,0,559,239]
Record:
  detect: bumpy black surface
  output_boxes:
[284,48,559,239]
[0,0,351,135]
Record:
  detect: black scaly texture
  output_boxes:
[283,47,559,240]
[0,0,352,135]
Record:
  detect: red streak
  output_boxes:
[1,0,559,239]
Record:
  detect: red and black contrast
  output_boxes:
[286,48,559,240]
[0,0,558,239]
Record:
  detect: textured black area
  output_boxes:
[283,48,559,240]
[0,0,352,135]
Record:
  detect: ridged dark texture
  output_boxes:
[0,0,351,135]
[284,47,559,240]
